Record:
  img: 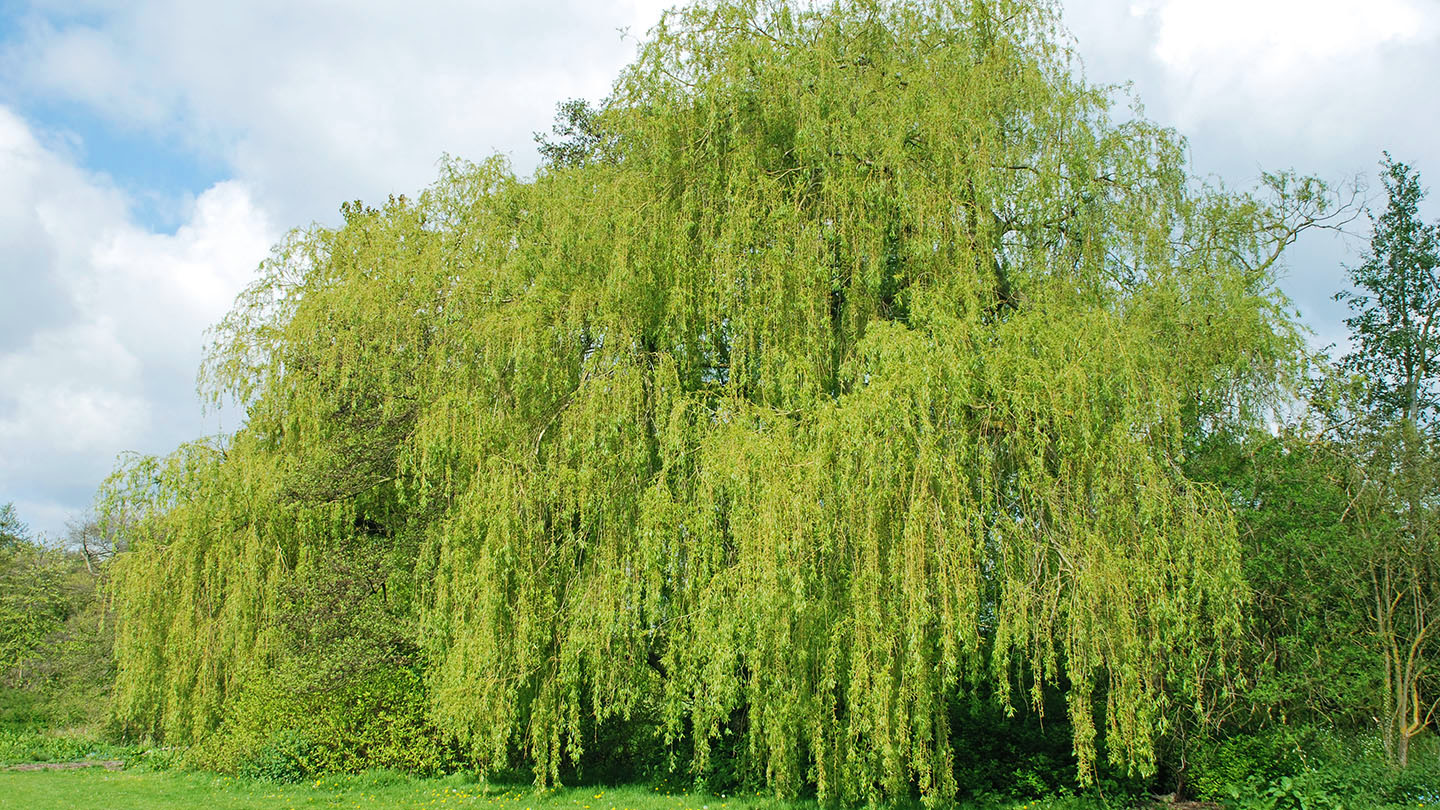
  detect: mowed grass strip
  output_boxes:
[0,771,820,810]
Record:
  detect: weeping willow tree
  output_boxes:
[101,0,1347,801]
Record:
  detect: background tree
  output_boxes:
[1184,428,1375,731]
[0,503,68,685]
[1326,155,1440,768]
[0,502,114,729]
[1337,155,1440,427]
[534,98,617,169]
[0,502,27,549]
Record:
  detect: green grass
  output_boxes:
[0,770,1106,810]
[0,772,780,810]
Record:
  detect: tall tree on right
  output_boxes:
[1335,155,1440,768]
[1337,155,1440,427]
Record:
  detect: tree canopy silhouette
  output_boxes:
[100,0,1345,801]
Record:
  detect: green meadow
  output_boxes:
[0,771,1089,810]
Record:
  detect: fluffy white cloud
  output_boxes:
[1137,0,1435,75]
[0,322,147,455]
[1109,0,1440,167]
[0,105,276,539]
[4,0,676,225]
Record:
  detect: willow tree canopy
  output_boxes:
[101,0,1341,801]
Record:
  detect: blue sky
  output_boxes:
[13,101,224,231]
[2,0,1439,540]
[0,2,224,231]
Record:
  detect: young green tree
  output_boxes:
[1184,429,1375,731]
[1330,156,1440,768]
[1337,155,1440,427]
[104,0,1342,799]
[0,505,117,727]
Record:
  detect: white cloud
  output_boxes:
[6,20,167,128]
[87,180,274,372]
[0,105,276,537]
[1135,0,1434,77]
[1119,0,1440,157]
[0,321,148,454]
[4,0,678,225]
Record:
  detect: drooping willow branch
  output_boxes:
[102,0,1329,801]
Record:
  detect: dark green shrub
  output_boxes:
[1222,773,1345,810]
[296,666,453,776]
[1200,729,1440,809]
[239,729,316,783]
[203,661,455,779]
[1368,733,1440,805]
[562,709,671,788]
[0,687,46,727]
[1189,727,1311,801]
[948,693,1090,803]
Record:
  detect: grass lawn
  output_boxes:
[0,771,790,810]
[0,769,1090,810]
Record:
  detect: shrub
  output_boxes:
[239,729,316,783]
[1200,729,1440,809]
[1189,726,1312,801]
[201,662,454,779]
[0,727,137,765]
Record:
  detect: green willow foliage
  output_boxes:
[102,0,1339,801]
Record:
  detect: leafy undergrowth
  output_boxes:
[1192,729,1440,809]
[0,769,1111,810]
[0,726,141,767]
